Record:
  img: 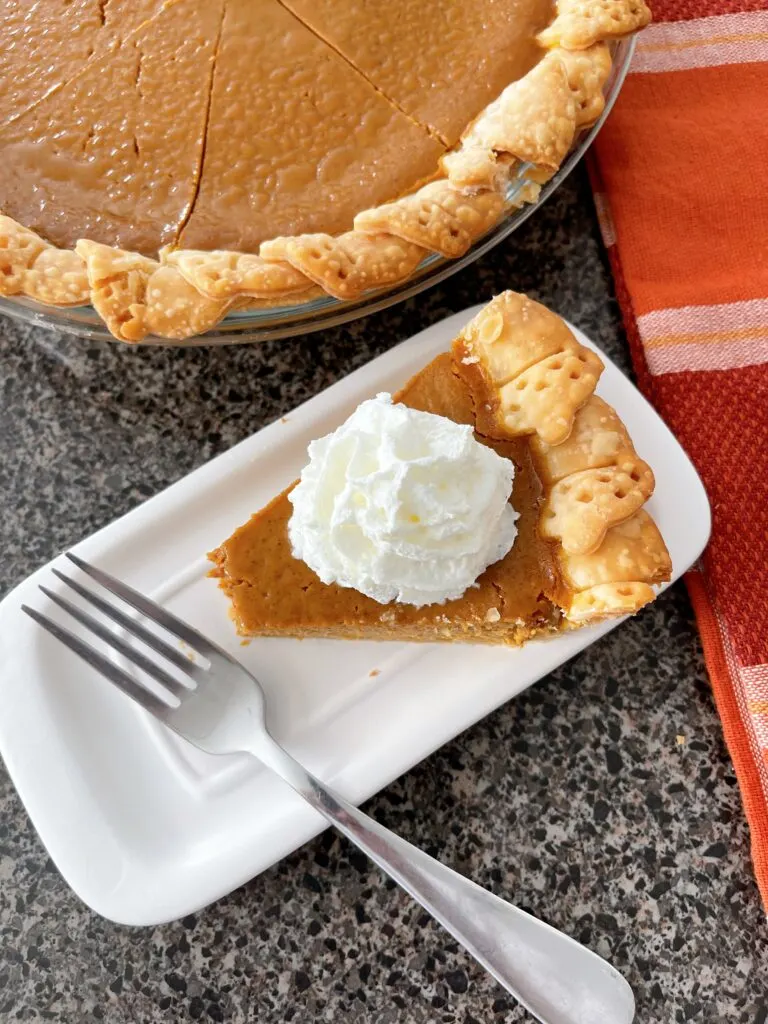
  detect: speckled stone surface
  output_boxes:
[1,168,767,1024]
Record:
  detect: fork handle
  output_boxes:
[250,733,634,1024]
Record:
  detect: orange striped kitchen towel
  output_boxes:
[589,0,768,902]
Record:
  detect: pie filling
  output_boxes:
[0,0,171,130]
[0,0,224,253]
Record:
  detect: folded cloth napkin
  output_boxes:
[588,0,768,902]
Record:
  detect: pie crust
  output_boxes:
[209,291,671,643]
[0,0,650,341]
[454,292,670,624]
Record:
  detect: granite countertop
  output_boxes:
[1,167,767,1024]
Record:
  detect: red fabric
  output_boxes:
[686,571,768,896]
[652,368,768,666]
[589,0,768,903]
[649,0,768,20]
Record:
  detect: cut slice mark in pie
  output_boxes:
[272,0,449,147]
[178,0,558,251]
[174,2,228,244]
[0,0,224,253]
[178,0,445,253]
[279,0,556,146]
[0,0,179,130]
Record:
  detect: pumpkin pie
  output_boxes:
[0,0,651,341]
[209,292,671,643]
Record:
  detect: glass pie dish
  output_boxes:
[0,39,634,346]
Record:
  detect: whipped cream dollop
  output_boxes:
[288,394,519,607]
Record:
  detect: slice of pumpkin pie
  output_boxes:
[209,292,671,643]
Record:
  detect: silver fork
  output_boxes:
[23,552,634,1024]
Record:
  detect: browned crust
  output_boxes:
[0,1,650,341]
[454,290,606,445]
[451,290,671,623]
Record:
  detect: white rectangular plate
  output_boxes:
[0,307,711,926]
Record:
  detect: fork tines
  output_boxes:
[22,553,217,719]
